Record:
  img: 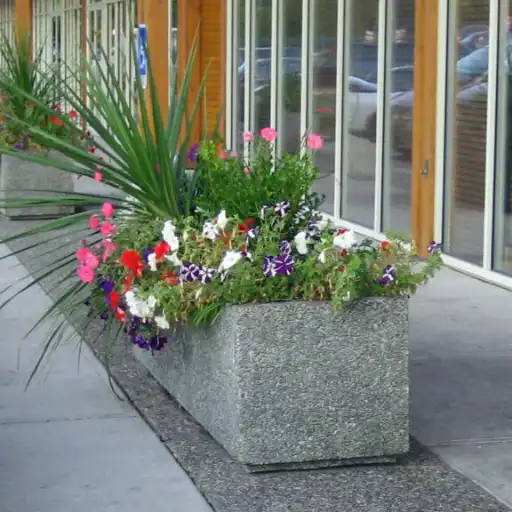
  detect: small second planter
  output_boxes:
[134,296,409,472]
[0,152,74,219]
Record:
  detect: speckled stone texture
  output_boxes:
[0,152,74,219]
[135,297,409,469]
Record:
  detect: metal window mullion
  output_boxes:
[434,0,449,244]
[340,0,350,218]
[225,0,235,150]
[381,0,395,231]
[493,0,510,270]
[483,0,500,269]
[246,0,254,155]
[299,0,310,153]
[274,0,283,155]
[270,0,279,139]
[373,0,388,233]
[333,0,345,218]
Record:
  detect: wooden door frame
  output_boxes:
[411,0,438,257]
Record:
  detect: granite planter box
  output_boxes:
[134,296,409,471]
[0,152,74,219]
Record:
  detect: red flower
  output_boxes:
[340,249,348,257]
[381,241,391,251]
[115,309,126,323]
[69,110,78,120]
[162,271,179,285]
[122,274,133,292]
[154,241,170,260]
[338,267,345,273]
[120,250,144,277]
[89,146,96,154]
[109,290,120,311]
[336,228,348,235]
[238,218,256,233]
[50,116,64,127]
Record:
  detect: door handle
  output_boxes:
[420,159,429,177]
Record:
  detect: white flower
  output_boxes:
[165,251,183,268]
[195,288,203,300]
[216,210,228,231]
[218,251,243,273]
[315,219,328,231]
[333,230,356,250]
[147,295,157,309]
[147,252,158,272]
[294,231,308,255]
[162,220,180,252]
[155,315,170,330]
[202,221,219,240]
[398,240,412,252]
[124,290,158,321]
[318,250,327,264]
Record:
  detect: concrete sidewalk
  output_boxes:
[0,244,212,512]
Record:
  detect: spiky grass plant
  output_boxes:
[0,31,211,385]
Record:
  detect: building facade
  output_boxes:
[4,0,512,289]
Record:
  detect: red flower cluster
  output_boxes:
[120,250,144,278]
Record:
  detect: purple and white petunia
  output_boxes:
[428,241,442,254]
[279,240,292,256]
[263,254,295,277]
[379,264,396,286]
[274,201,291,218]
[197,266,216,284]
[180,263,200,282]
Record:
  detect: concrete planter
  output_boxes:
[0,152,74,219]
[134,297,409,471]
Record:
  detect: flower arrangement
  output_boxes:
[77,130,442,351]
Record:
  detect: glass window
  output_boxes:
[236,0,246,153]
[279,1,302,156]
[253,0,272,133]
[493,8,512,274]
[443,0,490,265]
[382,0,416,235]
[310,0,338,215]
[341,0,380,227]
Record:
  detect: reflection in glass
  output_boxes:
[279,0,302,155]
[383,0,416,235]
[341,0,379,228]
[443,0,489,265]
[310,0,338,215]
[253,0,272,133]
[236,0,246,153]
[493,14,512,274]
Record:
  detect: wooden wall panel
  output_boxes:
[411,0,438,256]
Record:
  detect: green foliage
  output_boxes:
[194,136,324,227]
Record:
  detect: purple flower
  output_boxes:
[279,240,292,256]
[132,333,149,350]
[149,335,168,351]
[263,256,276,277]
[143,249,154,263]
[274,201,291,218]
[0,124,4,132]
[428,241,442,254]
[13,143,23,151]
[180,263,200,282]
[101,278,115,295]
[197,266,215,284]
[188,144,200,163]
[273,254,295,276]
[100,311,109,321]
[263,254,295,277]
[379,264,396,286]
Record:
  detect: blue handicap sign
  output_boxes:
[138,24,148,89]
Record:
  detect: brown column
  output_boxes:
[177,0,226,143]
[137,0,170,121]
[411,0,438,256]
[15,0,32,42]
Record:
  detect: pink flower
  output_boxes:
[89,215,99,231]
[101,202,114,218]
[102,240,117,263]
[94,172,103,182]
[76,247,92,262]
[219,150,228,159]
[77,265,95,283]
[100,222,116,236]
[84,252,100,269]
[231,151,238,157]
[260,127,278,142]
[243,167,251,177]
[307,133,324,151]
[243,131,253,142]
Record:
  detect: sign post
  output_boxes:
[138,24,148,90]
